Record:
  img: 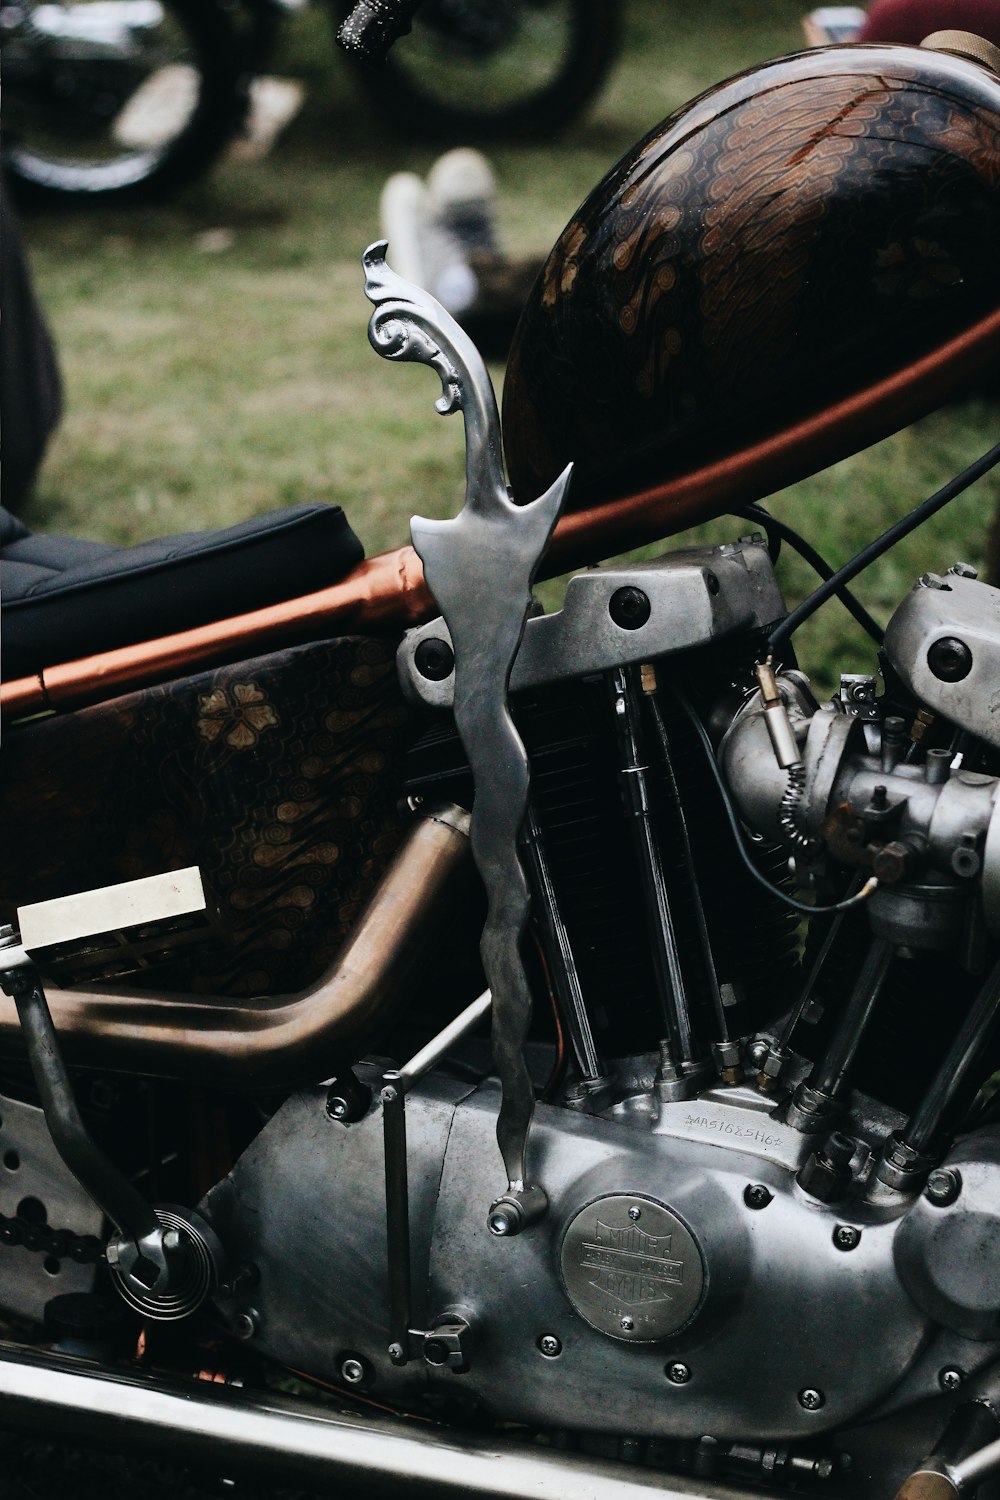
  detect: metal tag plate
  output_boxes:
[559,1194,705,1342]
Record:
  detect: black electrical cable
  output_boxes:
[736,504,884,647]
[766,437,1000,661]
[670,683,878,918]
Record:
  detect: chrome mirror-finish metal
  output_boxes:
[365,241,571,1232]
[0,1340,756,1500]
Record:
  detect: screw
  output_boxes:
[926,1168,962,1207]
[233,1310,258,1341]
[340,1357,366,1385]
[940,1367,964,1392]
[162,1228,182,1255]
[927,637,973,683]
[799,1387,825,1411]
[666,1362,691,1385]
[414,637,455,681]
[488,1208,517,1237]
[620,1316,635,1332]
[744,1183,773,1211]
[327,1096,348,1120]
[833,1224,861,1251]
[388,1342,406,1365]
[538,1334,562,1358]
[608,586,651,630]
[628,1206,641,1222]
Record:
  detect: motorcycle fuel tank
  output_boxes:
[502,40,1000,535]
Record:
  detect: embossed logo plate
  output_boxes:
[560,1194,705,1342]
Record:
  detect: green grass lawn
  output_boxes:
[17,0,1000,695]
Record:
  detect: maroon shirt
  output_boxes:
[858,0,1000,45]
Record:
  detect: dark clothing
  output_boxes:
[1,176,62,513]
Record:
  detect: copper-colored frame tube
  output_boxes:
[0,808,472,1088]
[4,304,1000,724]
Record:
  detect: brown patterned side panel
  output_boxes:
[0,638,416,997]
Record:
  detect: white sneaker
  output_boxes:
[379,171,431,289]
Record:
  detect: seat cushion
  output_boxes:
[1,503,364,679]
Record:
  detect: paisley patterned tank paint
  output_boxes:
[503,44,1000,517]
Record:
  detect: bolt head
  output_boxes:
[233,1311,257,1341]
[927,636,973,683]
[619,1315,635,1332]
[387,1342,406,1365]
[926,1168,962,1207]
[340,1358,365,1385]
[833,1224,861,1251]
[414,637,455,681]
[940,1367,964,1392]
[667,1362,691,1385]
[327,1097,348,1119]
[743,1183,773,1211]
[162,1228,182,1255]
[608,586,651,630]
[488,1209,514,1237]
[105,1240,121,1266]
[799,1387,825,1411]
[538,1335,562,1358]
[628,1206,641,1222]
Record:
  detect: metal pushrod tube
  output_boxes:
[609,665,697,1063]
[0,1341,755,1500]
[808,937,893,1098]
[382,990,492,1364]
[521,806,605,1083]
[903,956,1000,1156]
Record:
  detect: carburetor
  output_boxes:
[720,566,1000,957]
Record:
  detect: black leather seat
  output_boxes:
[1,503,364,680]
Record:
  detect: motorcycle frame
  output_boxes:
[3,298,999,724]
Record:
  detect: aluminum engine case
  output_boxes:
[200,1070,1000,1445]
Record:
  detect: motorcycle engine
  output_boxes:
[202,538,1000,1492]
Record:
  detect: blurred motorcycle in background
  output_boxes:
[0,0,622,203]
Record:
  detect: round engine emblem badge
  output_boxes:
[560,1194,705,1342]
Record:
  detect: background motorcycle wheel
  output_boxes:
[2,0,252,203]
[341,0,622,140]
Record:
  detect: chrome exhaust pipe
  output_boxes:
[0,1341,755,1500]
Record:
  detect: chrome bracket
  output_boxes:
[364,241,571,1231]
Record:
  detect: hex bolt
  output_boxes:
[105,1241,120,1266]
[608,586,651,630]
[833,1224,861,1251]
[538,1334,562,1358]
[233,1310,258,1341]
[949,562,978,579]
[487,1207,518,1237]
[340,1357,366,1385]
[666,1362,691,1385]
[619,1316,635,1332]
[743,1183,773,1211]
[628,1206,642,1222]
[414,637,455,681]
[799,1387,825,1411]
[926,1168,962,1207]
[927,636,973,683]
[940,1367,964,1392]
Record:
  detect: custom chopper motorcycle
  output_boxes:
[3,24,1000,1500]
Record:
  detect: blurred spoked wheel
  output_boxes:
[342,0,622,140]
[1,0,249,203]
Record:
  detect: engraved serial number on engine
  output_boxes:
[684,1113,781,1148]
